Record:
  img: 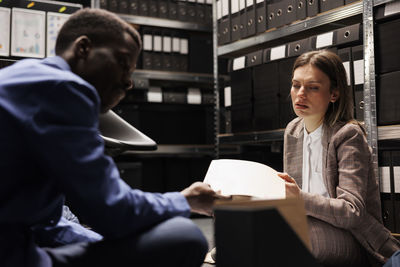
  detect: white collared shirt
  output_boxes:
[302,124,329,197]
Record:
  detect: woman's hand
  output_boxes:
[277,172,301,198]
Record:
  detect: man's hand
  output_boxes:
[181,182,228,216]
[277,172,301,199]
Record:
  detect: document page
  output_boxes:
[203,159,285,199]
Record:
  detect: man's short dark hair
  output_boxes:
[55,8,142,54]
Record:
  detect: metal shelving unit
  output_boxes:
[218,1,363,57]
[118,14,212,32]
[91,0,211,32]
[120,144,240,157]
[218,129,285,145]
[213,0,400,181]
[133,69,225,84]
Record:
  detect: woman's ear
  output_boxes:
[330,89,340,103]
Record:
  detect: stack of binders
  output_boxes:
[100,0,213,23]
[375,2,400,125]
[226,22,363,133]
[140,28,189,72]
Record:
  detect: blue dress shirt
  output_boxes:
[0,56,190,267]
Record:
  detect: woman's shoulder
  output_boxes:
[331,121,367,144]
[285,117,303,135]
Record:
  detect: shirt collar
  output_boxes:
[42,56,71,72]
[303,123,323,141]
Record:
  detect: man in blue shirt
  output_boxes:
[0,8,221,267]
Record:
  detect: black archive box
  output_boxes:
[279,57,297,128]
[283,0,297,26]
[100,0,107,9]
[287,37,312,58]
[128,0,140,15]
[119,0,129,14]
[178,0,190,21]
[253,62,280,131]
[335,23,362,47]
[169,0,178,19]
[230,66,253,133]
[159,0,169,18]
[337,47,354,117]
[108,0,118,12]
[246,0,257,37]
[375,18,400,74]
[138,0,149,16]
[296,0,307,21]
[189,34,213,73]
[375,1,400,22]
[256,0,268,34]
[379,150,400,233]
[378,71,400,125]
[319,0,343,13]
[239,0,248,39]
[231,0,241,42]
[267,0,286,29]
[345,0,358,4]
[149,0,158,17]
[187,0,197,23]
[306,0,319,18]
[351,45,364,121]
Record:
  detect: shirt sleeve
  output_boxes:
[24,80,190,238]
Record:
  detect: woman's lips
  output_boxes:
[295,103,308,109]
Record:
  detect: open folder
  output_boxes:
[203,159,285,199]
[98,110,157,155]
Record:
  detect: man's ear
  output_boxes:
[331,88,340,103]
[74,36,91,59]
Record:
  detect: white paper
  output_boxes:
[147,87,163,103]
[206,0,213,4]
[188,0,196,2]
[231,0,240,14]
[180,38,188,54]
[246,0,254,7]
[143,34,152,51]
[153,35,162,52]
[197,0,206,4]
[163,36,171,53]
[384,1,400,17]
[187,88,202,104]
[380,166,400,193]
[353,59,364,85]
[316,31,333,49]
[270,45,286,61]
[46,12,70,57]
[222,0,229,17]
[217,0,222,20]
[342,61,351,86]
[11,8,46,58]
[172,37,180,52]
[0,7,11,57]
[256,0,264,3]
[239,0,246,10]
[203,159,285,199]
[224,86,231,107]
[233,56,245,70]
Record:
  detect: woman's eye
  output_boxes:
[292,84,300,89]
[309,87,319,91]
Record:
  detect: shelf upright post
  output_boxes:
[91,0,99,8]
[213,0,220,159]
[362,0,379,183]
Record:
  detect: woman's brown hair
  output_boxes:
[292,50,354,127]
